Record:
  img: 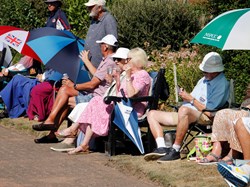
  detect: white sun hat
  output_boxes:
[199,52,224,73]
[96,34,118,46]
[112,48,130,59]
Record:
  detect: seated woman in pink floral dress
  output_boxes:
[199,84,250,165]
[56,47,151,154]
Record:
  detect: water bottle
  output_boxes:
[62,73,69,80]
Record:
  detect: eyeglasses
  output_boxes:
[126,58,132,62]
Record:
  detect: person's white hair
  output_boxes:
[127,47,148,68]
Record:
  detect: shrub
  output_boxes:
[0,0,46,30]
[222,50,250,103]
[110,0,203,52]
[146,45,203,104]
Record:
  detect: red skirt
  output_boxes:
[27,81,55,121]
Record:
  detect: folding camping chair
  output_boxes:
[103,68,170,156]
[179,79,235,154]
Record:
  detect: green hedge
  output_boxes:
[1,0,249,103]
[110,0,203,52]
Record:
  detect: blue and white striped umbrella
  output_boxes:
[113,98,144,154]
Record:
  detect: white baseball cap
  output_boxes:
[84,0,106,6]
[112,48,130,59]
[96,34,118,46]
[199,52,224,73]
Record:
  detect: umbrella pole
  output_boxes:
[173,63,178,103]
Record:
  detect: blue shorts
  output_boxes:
[75,92,93,104]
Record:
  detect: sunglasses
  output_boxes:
[113,58,122,62]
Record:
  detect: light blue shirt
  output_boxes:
[183,72,229,110]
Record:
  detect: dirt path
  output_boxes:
[0,125,159,187]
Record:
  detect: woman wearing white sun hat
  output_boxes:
[54,47,151,154]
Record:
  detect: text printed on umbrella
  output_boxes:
[203,33,222,42]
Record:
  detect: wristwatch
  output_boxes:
[74,84,77,90]
[190,98,195,105]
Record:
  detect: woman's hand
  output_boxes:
[36,74,43,82]
[123,64,132,77]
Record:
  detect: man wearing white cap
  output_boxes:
[32,35,118,143]
[144,52,230,162]
[84,0,118,68]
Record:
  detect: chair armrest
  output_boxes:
[103,95,154,104]
[201,108,219,113]
[104,96,123,104]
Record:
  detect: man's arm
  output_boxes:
[79,50,97,75]
[75,76,101,91]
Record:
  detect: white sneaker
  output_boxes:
[217,163,250,187]
[50,143,75,152]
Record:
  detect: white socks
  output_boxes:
[172,144,181,152]
[156,137,166,148]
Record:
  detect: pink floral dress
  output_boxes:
[211,98,250,152]
[77,70,151,136]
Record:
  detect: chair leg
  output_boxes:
[146,128,156,153]
[105,123,116,156]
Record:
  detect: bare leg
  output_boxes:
[174,106,200,145]
[44,86,78,124]
[235,118,250,160]
[147,110,178,139]
[68,124,93,154]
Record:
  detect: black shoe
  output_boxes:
[144,147,170,161]
[157,148,180,163]
[34,135,59,144]
[32,123,57,131]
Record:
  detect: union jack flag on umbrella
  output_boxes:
[0,26,41,61]
[0,26,90,83]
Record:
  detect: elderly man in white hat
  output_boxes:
[83,0,118,68]
[32,34,118,143]
[144,52,230,162]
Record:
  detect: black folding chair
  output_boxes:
[104,68,170,156]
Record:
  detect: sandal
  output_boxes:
[219,155,234,165]
[68,145,90,155]
[198,152,221,165]
[55,129,77,138]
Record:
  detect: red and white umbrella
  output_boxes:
[0,26,41,61]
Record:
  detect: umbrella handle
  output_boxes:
[120,88,128,102]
